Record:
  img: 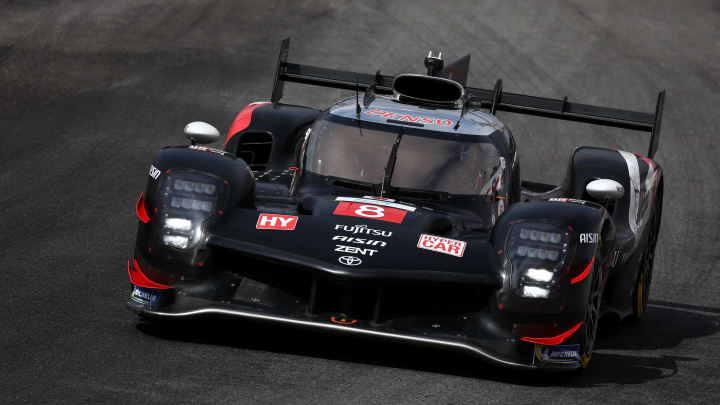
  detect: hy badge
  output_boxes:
[256,213,298,230]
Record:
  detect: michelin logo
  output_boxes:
[535,344,581,363]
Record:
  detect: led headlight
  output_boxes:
[154,172,222,250]
[506,222,570,299]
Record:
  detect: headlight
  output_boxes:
[506,222,570,299]
[154,172,222,250]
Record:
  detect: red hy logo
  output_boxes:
[256,214,298,230]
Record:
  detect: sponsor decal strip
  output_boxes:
[334,224,392,237]
[618,150,640,238]
[364,109,453,126]
[549,198,587,205]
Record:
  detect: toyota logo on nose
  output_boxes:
[338,256,362,266]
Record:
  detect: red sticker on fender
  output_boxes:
[417,234,466,257]
[256,213,298,230]
[333,202,407,224]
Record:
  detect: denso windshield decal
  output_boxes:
[335,196,416,212]
[365,109,453,126]
[334,202,407,224]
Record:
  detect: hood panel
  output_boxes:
[207,201,501,285]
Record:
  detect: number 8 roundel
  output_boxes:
[333,202,407,224]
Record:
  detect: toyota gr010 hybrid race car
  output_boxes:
[126,39,665,371]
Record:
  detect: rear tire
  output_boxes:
[628,189,662,324]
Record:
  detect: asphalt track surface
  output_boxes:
[1,0,720,403]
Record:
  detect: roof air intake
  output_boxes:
[392,74,465,109]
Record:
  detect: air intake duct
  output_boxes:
[392,74,464,109]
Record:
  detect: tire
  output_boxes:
[628,188,662,324]
[579,259,602,369]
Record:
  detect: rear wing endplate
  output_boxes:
[270,38,665,159]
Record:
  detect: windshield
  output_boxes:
[304,117,395,184]
[304,115,501,196]
[390,135,499,195]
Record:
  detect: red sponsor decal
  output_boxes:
[417,234,466,257]
[256,213,298,230]
[333,202,407,224]
[364,109,453,127]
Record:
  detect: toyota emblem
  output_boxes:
[338,256,362,266]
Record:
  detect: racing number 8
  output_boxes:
[333,202,407,224]
[355,205,385,218]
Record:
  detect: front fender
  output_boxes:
[490,200,613,321]
[135,146,255,270]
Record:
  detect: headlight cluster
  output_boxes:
[155,173,221,250]
[507,223,570,299]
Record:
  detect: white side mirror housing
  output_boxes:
[184,121,220,144]
[586,179,625,201]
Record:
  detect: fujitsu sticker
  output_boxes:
[256,213,298,230]
[417,234,466,257]
[333,202,407,224]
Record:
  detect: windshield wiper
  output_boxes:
[380,126,404,197]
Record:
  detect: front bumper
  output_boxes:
[126,258,586,372]
[128,294,540,369]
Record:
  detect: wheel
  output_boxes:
[629,189,662,323]
[579,259,602,369]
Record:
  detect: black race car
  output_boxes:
[127,39,665,371]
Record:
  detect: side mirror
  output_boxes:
[586,179,624,201]
[184,121,220,145]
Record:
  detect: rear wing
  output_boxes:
[270,38,665,159]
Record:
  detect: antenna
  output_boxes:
[424,51,444,76]
[355,76,361,116]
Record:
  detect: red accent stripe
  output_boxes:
[136,193,150,223]
[571,256,595,284]
[637,155,658,170]
[127,259,172,289]
[225,102,271,147]
[520,321,583,345]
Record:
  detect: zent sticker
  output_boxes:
[333,202,407,224]
[256,213,298,230]
[417,234,466,257]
